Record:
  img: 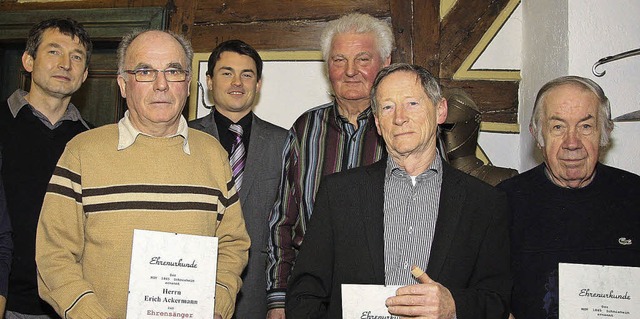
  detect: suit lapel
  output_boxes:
[359,160,386,283]
[426,164,465,280]
[196,112,220,139]
[240,114,265,204]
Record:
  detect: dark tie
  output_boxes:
[228,124,246,191]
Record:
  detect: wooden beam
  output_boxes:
[193,0,388,24]
[191,21,326,52]
[168,0,196,36]
[441,79,518,123]
[389,0,413,64]
[439,0,510,78]
[413,0,440,75]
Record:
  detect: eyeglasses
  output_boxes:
[124,68,189,82]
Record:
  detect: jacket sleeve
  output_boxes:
[0,166,12,298]
[265,128,304,309]
[285,178,334,318]
[36,147,112,319]
[449,191,512,319]
[213,150,250,319]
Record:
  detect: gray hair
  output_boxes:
[370,63,442,114]
[117,29,194,75]
[530,75,613,147]
[320,13,394,62]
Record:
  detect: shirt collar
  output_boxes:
[7,89,89,129]
[331,101,375,129]
[117,110,191,154]
[385,149,443,179]
[213,109,253,130]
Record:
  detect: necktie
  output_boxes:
[229,124,246,191]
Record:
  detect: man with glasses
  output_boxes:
[35,30,250,319]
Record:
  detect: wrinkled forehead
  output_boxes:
[543,83,600,118]
[126,32,187,68]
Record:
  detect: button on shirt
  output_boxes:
[384,152,443,286]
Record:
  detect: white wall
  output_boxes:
[519,0,640,175]
[567,0,640,174]
[519,0,569,171]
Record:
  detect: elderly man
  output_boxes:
[286,63,511,319]
[265,13,392,318]
[0,18,92,318]
[35,30,249,319]
[497,76,640,319]
[189,39,287,319]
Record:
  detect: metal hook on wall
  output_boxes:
[197,81,213,109]
[592,47,640,77]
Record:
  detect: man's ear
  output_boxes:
[374,115,382,135]
[116,75,127,98]
[529,124,543,148]
[22,52,34,73]
[436,98,448,124]
[206,74,214,91]
[81,68,89,84]
[256,78,263,94]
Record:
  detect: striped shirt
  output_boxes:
[266,102,386,308]
[384,153,443,286]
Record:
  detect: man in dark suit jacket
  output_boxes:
[189,40,287,319]
[286,63,511,319]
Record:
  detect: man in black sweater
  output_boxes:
[498,76,640,319]
[0,18,92,319]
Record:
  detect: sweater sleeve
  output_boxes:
[213,150,250,319]
[36,146,111,319]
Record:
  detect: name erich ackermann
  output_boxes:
[145,289,198,304]
[149,257,198,268]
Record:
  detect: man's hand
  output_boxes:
[214,312,223,319]
[267,308,285,319]
[385,266,456,319]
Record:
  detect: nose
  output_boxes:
[58,55,71,70]
[345,60,357,77]
[231,74,242,86]
[562,129,582,150]
[153,71,169,92]
[393,105,408,125]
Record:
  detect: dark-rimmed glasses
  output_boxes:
[124,68,189,82]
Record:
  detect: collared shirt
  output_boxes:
[213,110,252,156]
[7,89,89,130]
[383,152,443,286]
[266,101,386,308]
[117,110,191,154]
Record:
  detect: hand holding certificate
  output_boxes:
[386,266,456,319]
[126,230,219,319]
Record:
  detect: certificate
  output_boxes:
[342,284,401,319]
[126,229,218,319]
[559,263,639,318]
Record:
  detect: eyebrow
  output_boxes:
[218,66,255,74]
[131,62,184,70]
[43,42,86,57]
[549,114,595,122]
